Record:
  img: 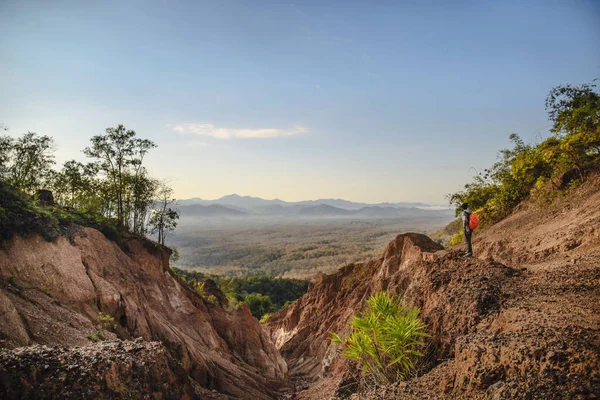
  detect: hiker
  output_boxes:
[462,203,473,257]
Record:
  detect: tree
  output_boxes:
[1,132,55,193]
[243,293,275,319]
[83,125,156,230]
[0,135,13,180]
[149,182,179,245]
[546,82,600,137]
[51,160,99,209]
[545,82,600,178]
[128,171,158,235]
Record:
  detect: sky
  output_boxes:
[1,0,599,204]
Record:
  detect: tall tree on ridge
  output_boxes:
[149,181,179,245]
[83,125,156,230]
[0,132,55,194]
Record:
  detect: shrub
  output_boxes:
[0,182,60,243]
[193,281,207,297]
[448,230,464,247]
[243,292,275,320]
[206,294,218,304]
[331,291,428,384]
[225,291,241,309]
[54,207,120,241]
[259,313,272,323]
[87,331,105,342]
[98,312,117,331]
[41,274,55,296]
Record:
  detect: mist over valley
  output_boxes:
[170,194,454,278]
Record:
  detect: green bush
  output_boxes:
[0,182,60,243]
[243,293,275,319]
[193,281,208,297]
[331,291,428,384]
[171,267,309,317]
[448,230,464,247]
[259,313,272,323]
[54,207,120,241]
[87,331,105,342]
[98,312,117,331]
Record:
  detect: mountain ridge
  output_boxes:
[176,202,452,219]
[177,194,435,211]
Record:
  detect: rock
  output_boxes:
[36,189,54,206]
[0,340,195,400]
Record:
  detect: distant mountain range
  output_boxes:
[175,194,450,219]
[178,194,432,209]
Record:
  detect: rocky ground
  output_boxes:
[0,338,195,399]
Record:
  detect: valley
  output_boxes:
[170,194,454,278]
[171,213,454,279]
[1,2,598,398]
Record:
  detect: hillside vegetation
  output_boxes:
[0,125,179,245]
[448,82,599,227]
[172,267,309,319]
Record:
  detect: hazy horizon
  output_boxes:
[2,0,599,203]
[178,192,438,205]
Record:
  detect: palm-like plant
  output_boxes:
[331,291,428,383]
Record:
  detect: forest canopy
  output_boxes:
[172,267,309,320]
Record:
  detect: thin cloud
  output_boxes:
[172,123,307,139]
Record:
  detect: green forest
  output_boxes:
[0,125,179,245]
[446,82,599,243]
[172,267,309,320]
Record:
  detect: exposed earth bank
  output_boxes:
[0,227,290,399]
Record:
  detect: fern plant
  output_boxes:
[331,291,428,384]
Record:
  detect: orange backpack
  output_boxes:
[469,213,479,230]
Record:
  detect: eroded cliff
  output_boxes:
[0,227,290,399]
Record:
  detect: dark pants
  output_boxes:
[464,229,473,256]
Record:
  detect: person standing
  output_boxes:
[462,203,473,257]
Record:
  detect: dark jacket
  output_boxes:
[462,208,472,233]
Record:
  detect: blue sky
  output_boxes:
[1,0,599,203]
